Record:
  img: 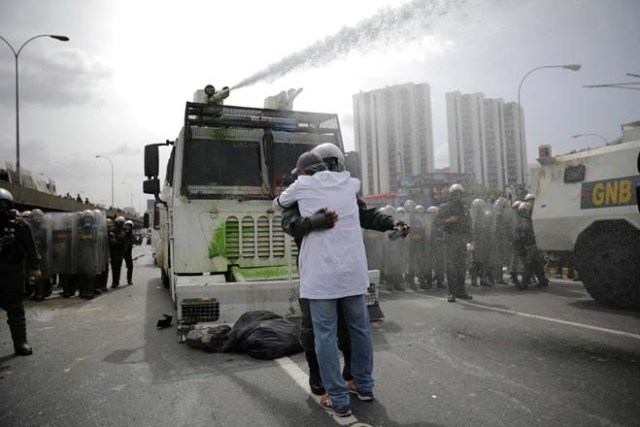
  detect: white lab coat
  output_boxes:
[274,171,369,299]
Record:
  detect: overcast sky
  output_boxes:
[0,0,638,209]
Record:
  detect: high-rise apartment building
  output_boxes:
[353,83,435,196]
[446,91,527,189]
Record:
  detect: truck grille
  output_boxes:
[181,298,220,322]
[225,215,296,261]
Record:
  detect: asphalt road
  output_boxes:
[1,245,639,427]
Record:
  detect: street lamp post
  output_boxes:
[96,155,114,207]
[517,64,581,184]
[122,181,133,213]
[0,34,69,185]
[571,133,608,146]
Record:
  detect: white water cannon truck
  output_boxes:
[143,85,380,338]
[531,121,640,309]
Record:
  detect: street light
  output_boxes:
[517,64,582,184]
[95,155,114,207]
[571,133,608,145]
[0,34,70,185]
[121,181,133,213]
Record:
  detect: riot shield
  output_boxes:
[74,210,101,275]
[50,212,75,275]
[408,206,427,279]
[363,228,384,272]
[93,210,108,273]
[25,211,53,279]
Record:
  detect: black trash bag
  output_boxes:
[241,318,303,360]
[202,324,232,352]
[221,310,282,353]
[221,310,302,359]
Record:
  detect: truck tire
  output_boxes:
[575,225,640,310]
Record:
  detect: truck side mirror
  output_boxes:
[143,178,160,195]
[145,144,160,178]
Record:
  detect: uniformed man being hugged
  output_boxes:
[0,189,41,355]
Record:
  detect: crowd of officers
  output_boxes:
[363,184,549,303]
[0,188,135,356]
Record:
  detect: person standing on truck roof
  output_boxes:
[280,143,407,402]
[274,149,404,417]
[436,184,473,303]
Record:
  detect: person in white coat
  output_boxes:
[273,151,374,417]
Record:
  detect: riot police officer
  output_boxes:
[109,216,127,288]
[493,198,511,284]
[425,205,446,289]
[0,189,41,355]
[509,201,525,286]
[123,220,134,285]
[470,199,497,287]
[515,202,549,289]
[436,184,472,302]
[409,204,428,290]
[75,210,101,299]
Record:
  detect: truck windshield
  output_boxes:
[182,127,264,197]
[272,130,339,190]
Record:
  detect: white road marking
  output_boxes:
[276,357,370,426]
[415,294,640,340]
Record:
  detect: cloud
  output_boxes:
[0,47,112,107]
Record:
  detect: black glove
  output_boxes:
[306,208,338,231]
[393,220,410,238]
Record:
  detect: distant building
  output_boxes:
[353,82,435,196]
[446,91,528,189]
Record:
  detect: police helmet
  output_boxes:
[31,208,44,225]
[449,183,464,194]
[426,206,439,216]
[471,199,486,209]
[511,200,522,210]
[115,216,125,225]
[10,209,21,220]
[449,183,464,201]
[380,204,395,216]
[518,202,533,217]
[310,143,345,172]
[414,204,425,214]
[404,199,416,210]
[524,193,536,202]
[21,210,32,219]
[124,220,134,230]
[395,206,406,214]
[0,188,14,214]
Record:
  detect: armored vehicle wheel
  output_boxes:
[575,225,640,310]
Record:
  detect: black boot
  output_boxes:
[8,305,33,356]
[304,351,325,395]
[127,268,133,285]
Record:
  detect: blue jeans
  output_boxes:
[309,294,374,407]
